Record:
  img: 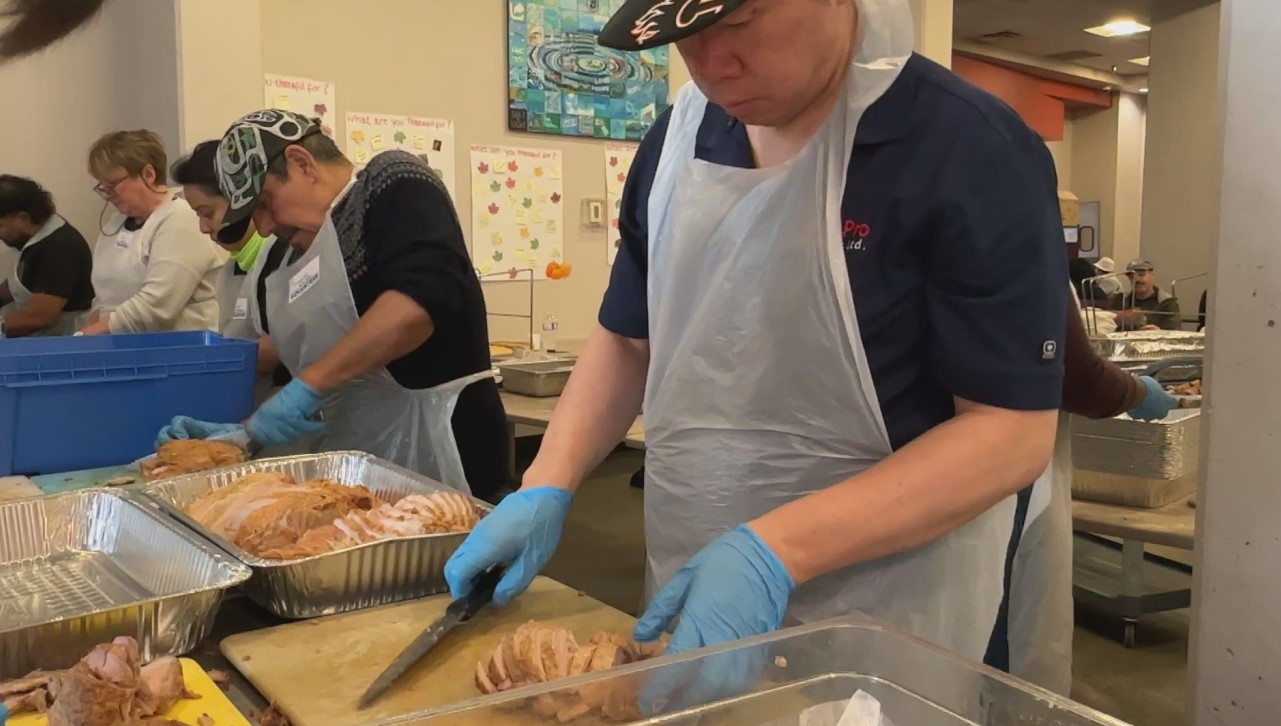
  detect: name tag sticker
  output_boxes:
[232,298,249,320]
[289,257,321,304]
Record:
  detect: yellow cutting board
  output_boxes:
[10,658,249,726]
[221,577,637,726]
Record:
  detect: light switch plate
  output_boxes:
[582,198,606,229]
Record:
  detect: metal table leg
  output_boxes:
[1120,539,1145,648]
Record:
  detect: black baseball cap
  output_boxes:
[597,0,748,50]
[215,110,321,243]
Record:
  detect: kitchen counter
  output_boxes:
[500,390,645,449]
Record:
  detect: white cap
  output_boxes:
[1095,257,1116,274]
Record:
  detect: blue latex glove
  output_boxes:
[246,379,325,448]
[634,524,795,714]
[155,416,245,448]
[1128,376,1178,421]
[444,487,571,606]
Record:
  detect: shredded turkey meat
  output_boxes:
[474,622,666,723]
[260,491,481,559]
[142,440,246,481]
[0,636,198,725]
[184,473,383,555]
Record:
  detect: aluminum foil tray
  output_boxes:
[138,451,493,619]
[371,619,1130,726]
[1071,410,1201,480]
[0,489,250,679]
[1089,330,1205,363]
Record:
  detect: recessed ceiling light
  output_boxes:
[1084,19,1151,38]
[1130,56,1151,66]
[1139,87,1150,94]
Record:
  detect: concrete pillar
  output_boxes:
[174,0,264,150]
[1189,0,1281,722]
[909,0,953,67]
[1140,2,1221,314]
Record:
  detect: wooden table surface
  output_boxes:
[1072,494,1196,550]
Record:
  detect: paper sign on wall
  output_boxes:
[345,112,457,202]
[470,145,564,281]
[604,143,638,266]
[263,74,338,139]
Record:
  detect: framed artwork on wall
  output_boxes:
[507,0,670,141]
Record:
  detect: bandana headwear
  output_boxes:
[214,110,319,243]
[597,0,745,50]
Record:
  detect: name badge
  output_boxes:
[114,230,136,249]
[289,257,321,304]
[232,298,250,321]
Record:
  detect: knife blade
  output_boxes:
[357,564,506,710]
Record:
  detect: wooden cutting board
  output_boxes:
[221,577,638,726]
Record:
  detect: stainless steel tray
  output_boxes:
[498,359,575,397]
[370,619,1130,726]
[1071,409,1201,480]
[137,452,493,619]
[0,489,250,678]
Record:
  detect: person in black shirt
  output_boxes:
[0,175,94,336]
[159,111,509,502]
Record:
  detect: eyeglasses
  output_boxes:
[92,175,131,199]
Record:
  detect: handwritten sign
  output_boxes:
[263,74,337,138]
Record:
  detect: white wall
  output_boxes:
[1045,119,1073,190]
[0,0,181,241]
[174,0,264,149]
[1141,2,1221,311]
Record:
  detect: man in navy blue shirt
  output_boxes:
[448,0,1067,687]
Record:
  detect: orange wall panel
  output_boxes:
[952,55,1113,141]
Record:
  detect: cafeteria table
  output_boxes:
[1071,492,1196,647]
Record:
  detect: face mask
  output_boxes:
[232,233,268,272]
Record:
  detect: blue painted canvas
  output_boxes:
[508,0,670,142]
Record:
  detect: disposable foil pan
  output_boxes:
[1071,409,1201,480]
[0,489,250,678]
[1089,330,1205,363]
[137,452,493,619]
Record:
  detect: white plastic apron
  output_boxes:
[217,243,275,403]
[263,181,493,493]
[6,216,86,336]
[1006,282,1078,694]
[641,0,1016,661]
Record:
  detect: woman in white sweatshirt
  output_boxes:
[79,130,227,335]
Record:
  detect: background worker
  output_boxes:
[81,130,227,335]
[172,140,290,402]
[0,175,94,337]
[160,111,509,502]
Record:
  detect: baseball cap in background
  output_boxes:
[1126,259,1155,273]
[1094,257,1116,274]
[597,0,749,50]
[215,110,321,243]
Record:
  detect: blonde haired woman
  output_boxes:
[80,130,226,335]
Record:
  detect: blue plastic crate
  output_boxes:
[0,332,257,476]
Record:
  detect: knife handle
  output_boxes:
[447,564,507,621]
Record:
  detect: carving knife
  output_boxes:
[357,564,506,709]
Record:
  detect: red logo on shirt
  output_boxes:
[842,220,871,251]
